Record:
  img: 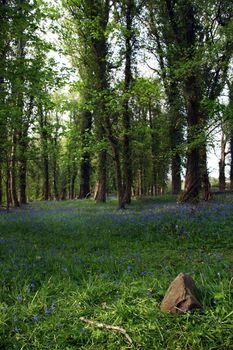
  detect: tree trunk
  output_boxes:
[10,130,20,207]
[149,103,159,196]
[122,0,134,205]
[18,128,27,204]
[200,142,211,200]
[182,75,201,202]
[6,160,10,212]
[105,120,125,208]
[219,130,226,191]
[44,150,49,200]
[70,167,77,199]
[17,33,27,205]
[169,106,182,195]
[78,110,92,199]
[230,134,233,191]
[53,161,59,200]
[79,153,91,198]
[113,145,125,209]
[95,149,107,202]
[52,112,60,200]
[171,154,182,194]
[40,107,50,201]
[0,163,2,206]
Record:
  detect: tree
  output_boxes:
[146,4,184,194]
[146,0,233,202]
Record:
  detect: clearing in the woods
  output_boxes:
[0,195,232,349]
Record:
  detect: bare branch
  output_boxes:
[79,316,133,345]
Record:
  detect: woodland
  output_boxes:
[0,2,233,349]
[0,0,233,209]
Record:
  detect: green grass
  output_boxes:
[0,196,232,349]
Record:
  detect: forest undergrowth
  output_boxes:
[0,195,232,349]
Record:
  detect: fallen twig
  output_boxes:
[79,316,133,345]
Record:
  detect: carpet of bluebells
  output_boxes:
[0,195,232,349]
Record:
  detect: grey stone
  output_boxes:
[160,272,202,314]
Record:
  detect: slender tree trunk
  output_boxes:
[44,151,49,200]
[200,142,211,200]
[0,72,4,207]
[35,171,40,200]
[170,104,182,195]
[39,107,50,200]
[61,182,67,200]
[95,149,107,202]
[230,133,233,191]
[113,145,125,209]
[148,103,159,196]
[53,153,59,200]
[78,110,92,199]
[52,113,60,200]
[0,163,2,206]
[219,130,226,191]
[17,34,27,204]
[53,162,59,200]
[10,130,20,207]
[6,159,10,212]
[105,120,125,208]
[18,129,27,204]
[71,166,77,199]
[122,0,134,204]
[0,0,8,207]
[171,154,182,194]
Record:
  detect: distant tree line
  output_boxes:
[0,0,233,209]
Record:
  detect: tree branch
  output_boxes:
[79,316,133,345]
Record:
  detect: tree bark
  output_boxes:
[18,128,27,204]
[0,163,2,206]
[10,129,20,207]
[70,166,77,199]
[6,159,10,212]
[168,85,182,195]
[219,130,226,191]
[39,107,50,200]
[182,77,201,202]
[113,145,125,209]
[230,133,233,191]
[148,104,159,196]
[105,119,125,209]
[122,0,134,204]
[78,110,92,199]
[53,161,59,200]
[171,154,182,194]
[200,142,211,200]
[95,149,107,202]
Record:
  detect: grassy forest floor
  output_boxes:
[0,195,232,350]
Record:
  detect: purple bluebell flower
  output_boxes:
[127,265,132,273]
[140,271,146,276]
[17,295,23,302]
[45,307,50,316]
[33,314,39,322]
[13,314,18,323]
